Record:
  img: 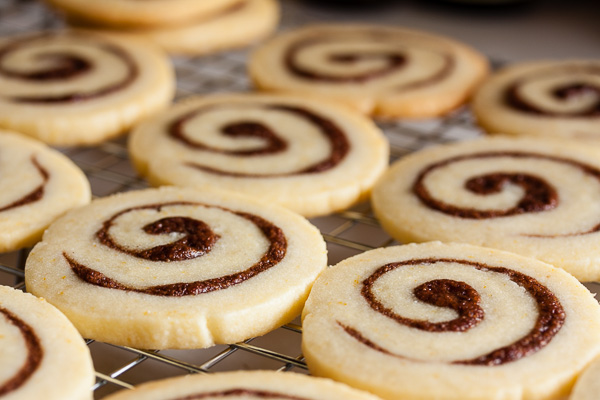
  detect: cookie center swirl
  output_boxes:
[0,52,92,81]
[0,155,49,213]
[351,257,565,366]
[65,202,287,296]
[169,104,350,177]
[0,307,43,395]
[0,33,138,103]
[505,66,600,117]
[413,151,600,222]
[171,389,311,400]
[284,35,454,88]
[98,210,220,262]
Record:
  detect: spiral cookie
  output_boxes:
[129,93,389,217]
[472,60,600,140]
[44,0,241,28]
[103,370,381,400]
[302,242,600,400]
[0,286,94,400]
[24,186,327,349]
[570,356,600,400]
[66,0,280,56]
[0,130,90,252]
[248,24,489,118]
[0,30,174,146]
[371,136,600,281]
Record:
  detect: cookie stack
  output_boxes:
[44,0,280,55]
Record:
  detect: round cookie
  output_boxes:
[129,93,389,218]
[0,129,90,252]
[24,186,327,349]
[371,136,600,281]
[44,0,241,28]
[248,24,489,118]
[66,0,280,56]
[472,60,600,140]
[570,356,600,400]
[302,242,600,400]
[103,370,381,400]
[0,285,94,400]
[0,30,174,146]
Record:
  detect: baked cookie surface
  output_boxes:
[67,0,280,56]
[0,285,94,400]
[24,186,327,349]
[472,60,600,140]
[302,242,600,400]
[570,356,600,400]
[372,136,600,281]
[104,370,380,400]
[0,30,174,145]
[249,24,489,118]
[44,0,241,28]
[129,93,389,217]
[0,130,90,252]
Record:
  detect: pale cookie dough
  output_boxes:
[0,286,94,400]
[129,93,389,218]
[0,30,174,146]
[570,356,600,400]
[103,370,381,400]
[25,186,327,349]
[0,130,90,252]
[302,242,600,400]
[372,136,600,281]
[472,60,600,140]
[66,0,280,56]
[249,24,489,118]
[44,0,241,28]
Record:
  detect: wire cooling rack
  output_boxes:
[2,0,600,399]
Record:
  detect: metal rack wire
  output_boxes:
[3,0,600,399]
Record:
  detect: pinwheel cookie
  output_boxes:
[472,60,600,140]
[0,30,174,146]
[249,24,489,118]
[372,136,600,281]
[0,286,94,400]
[25,186,327,349]
[104,370,381,400]
[129,93,389,217]
[65,0,280,56]
[302,242,600,400]
[0,130,90,252]
[570,356,600,400]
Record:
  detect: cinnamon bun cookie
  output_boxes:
[302,242,600,400]
[129,93,389,217]
[372,136,600,281]
[248,24,489,118]
[103,370,380,400]
[0,30,174,146]
[472,60,600,140]
[0,286,94,400]
[24,186,327,349]
[66,0,280,56]
[0,130,90,252]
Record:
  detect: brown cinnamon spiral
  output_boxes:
[343,257,565,366]
[506,65,600,117]
[0,32,137,103]
[0,307,43,395]
[64,201,287,296]
[169,103,350,177]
